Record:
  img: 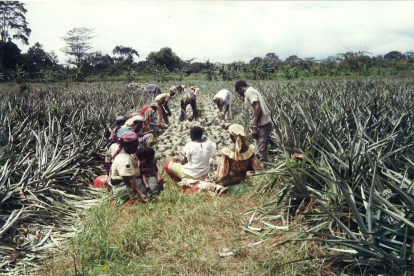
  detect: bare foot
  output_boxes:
[140,194,150,203]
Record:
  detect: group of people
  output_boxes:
[104,80,272,204]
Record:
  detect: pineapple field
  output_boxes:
[1,77,414,275]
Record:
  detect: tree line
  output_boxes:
[0,2,413,84]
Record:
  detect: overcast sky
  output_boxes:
[17,1,414,64]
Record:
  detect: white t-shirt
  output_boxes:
[214,89,232,119]
[214,89,231,106]
[244,87,271,126]
[182,140,216,178]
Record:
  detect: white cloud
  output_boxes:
[18,1,414,64]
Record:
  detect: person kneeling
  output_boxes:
[216,124,262,187]
[136,148,164,196]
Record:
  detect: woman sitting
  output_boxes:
[140,105,159,132]
[109,132,149,203]
[131,115,155,148]
[104,115,128,175]
[216,124,262,187]
[164,126,216,181]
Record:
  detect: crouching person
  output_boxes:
[108,132,150,204]
[179,90,198,122]
[136,148,164,196]
[152,86,176,126]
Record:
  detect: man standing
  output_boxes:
[152,86,176,126]
[213,89,232,120]
[234,80,272,162]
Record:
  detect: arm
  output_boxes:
[217,154,230,179]
[173,155,188,165]
[123,176,145,196]
[251,101,262,128]
[223,104,229,115]
[164,103,172,116]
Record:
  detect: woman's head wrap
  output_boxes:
[111,131,138,159]
[228,124,248,160]
[140,105,154,121]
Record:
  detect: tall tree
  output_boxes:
[0,1,31,45]
[0,40,20,69]
[265,53,280,61]
[146,47,181,71]
[112,45,139,63]
[21,42,59,75]
[384,51,402,60]
[61,27,94,68]
[201,60,218,81]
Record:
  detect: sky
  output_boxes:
[16,1,414,65]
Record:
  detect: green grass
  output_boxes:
[45,180,332,276]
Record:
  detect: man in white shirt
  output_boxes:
[213,89,232,120]
[234,80,272,162]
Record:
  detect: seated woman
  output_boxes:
[109,132,149,204]
[216,124,262,187]
[164,126,216,181]
[141,105,159,132]
[131,115,155,148]
[104,115,128,175]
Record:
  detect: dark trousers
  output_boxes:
[256,122,272,162]
[179,99,198,122]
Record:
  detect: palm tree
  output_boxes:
[152,64,169,82]
[12,64,27,84]
[279,65,298,80]
[72,65,84,82]
[201,62,218,81]
[175,68,187,81]
[250,60,269,80]
[38,69,62,84]
[123,66,136,83]
[217,63,230,81]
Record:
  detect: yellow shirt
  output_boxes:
[154,93,171,104]
[110,149,140,180]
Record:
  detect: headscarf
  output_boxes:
[140,105,154,121]
[115,115,128,125]
[228,124,248,161]
[111,131,138,159]
[110,116,128,140]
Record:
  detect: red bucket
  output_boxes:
[93,175,107,189]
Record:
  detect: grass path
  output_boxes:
[45,94,330,275]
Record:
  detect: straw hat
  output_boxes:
[228,124,246,137]
[170,86,178,93]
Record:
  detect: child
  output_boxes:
[138,148,164,194]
